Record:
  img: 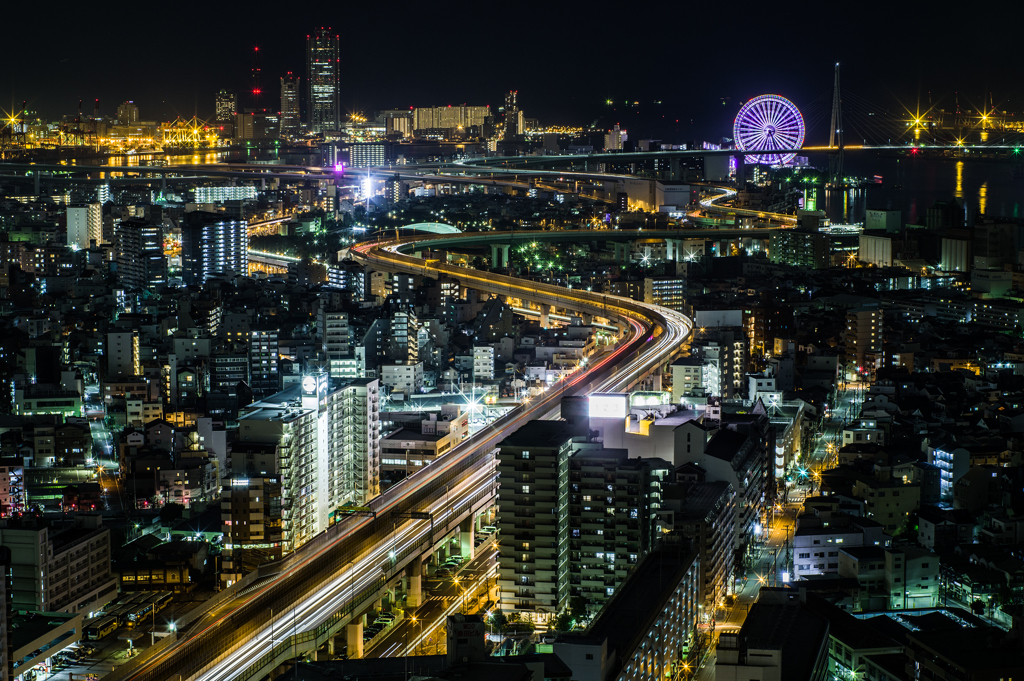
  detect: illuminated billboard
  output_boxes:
[589,393,628,419]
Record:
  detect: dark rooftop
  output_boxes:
[499,420,574,449]
[737,602,829,681]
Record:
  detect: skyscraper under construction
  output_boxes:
[306,28,339,133]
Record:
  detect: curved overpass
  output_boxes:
[117,233,692,681]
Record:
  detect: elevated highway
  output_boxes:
[115,231,692,681]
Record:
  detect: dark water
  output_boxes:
[803,153,1024,226]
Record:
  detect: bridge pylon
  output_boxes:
[828,62,844,187]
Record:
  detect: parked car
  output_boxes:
[481,526,498,534]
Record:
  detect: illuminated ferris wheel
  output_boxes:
[733,94,805,165]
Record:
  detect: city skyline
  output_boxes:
[1,4,1021,141]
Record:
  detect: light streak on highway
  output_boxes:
[127,228,691,681]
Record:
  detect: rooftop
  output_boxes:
[734,602,829,681]
[499,420,574,449]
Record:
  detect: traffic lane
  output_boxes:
[194,469,498,681]
[370,546,498,658]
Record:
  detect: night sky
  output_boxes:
[1,3,1019,144]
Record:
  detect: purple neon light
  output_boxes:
[733,94,805,165]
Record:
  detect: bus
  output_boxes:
[106,605,132,627]
[154,592,173,613]
[84,616,118,641]
[126,602,153,628]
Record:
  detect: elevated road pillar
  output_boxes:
[490,244,510,268]
[459,518,475,560]
[650,368,663,392]
[539,304,551,328]
[406,562,423,608]
[665,239,681,261]
[347,621,364,659]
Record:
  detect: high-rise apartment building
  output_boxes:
[250,327,280,398]
[842,306,883,380]
[503,91,521,140]
[106,331,140,379]
[221,377,380,587]
[114,217,166,290]
[307,28,339,133]
[215,89,236,123]
[496,420,672,619]
[318,308,352,378]
[280,73,301,137]
[180,211,248,286]
[66,203,102,250]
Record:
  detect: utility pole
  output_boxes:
[828,62,844,187]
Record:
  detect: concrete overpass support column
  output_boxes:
[490,244,510,268]
[327,635,338,656]
[665,239,680,261]
[580,313,594,325]
[651,368,663,392]
[670,158,681,181]
[161,174,167,193]
[613,242,629,264]
[406,567,423,608]
[539,304,551,328]
[459,518,475,560]
[346,622,364,659]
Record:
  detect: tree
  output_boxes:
[553,612,574,632]
[569,596,588,621]
[160,503,185,524]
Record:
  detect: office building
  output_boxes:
[215,89,236,123]
[222,377,380,588]
[280,73,301,137]
[380,406,468,484]
[769,228,830,269]
[114,218,166,290]
[116,101,139,125]
[0,515,117,615]
[349,142,391,168]
[412,105,491,131]
[66,203,102,250]
[643,277,685,311]
[307,27,339,133]
[552,539,700,681]
[180,211,248,286]
[191,186,258,203]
